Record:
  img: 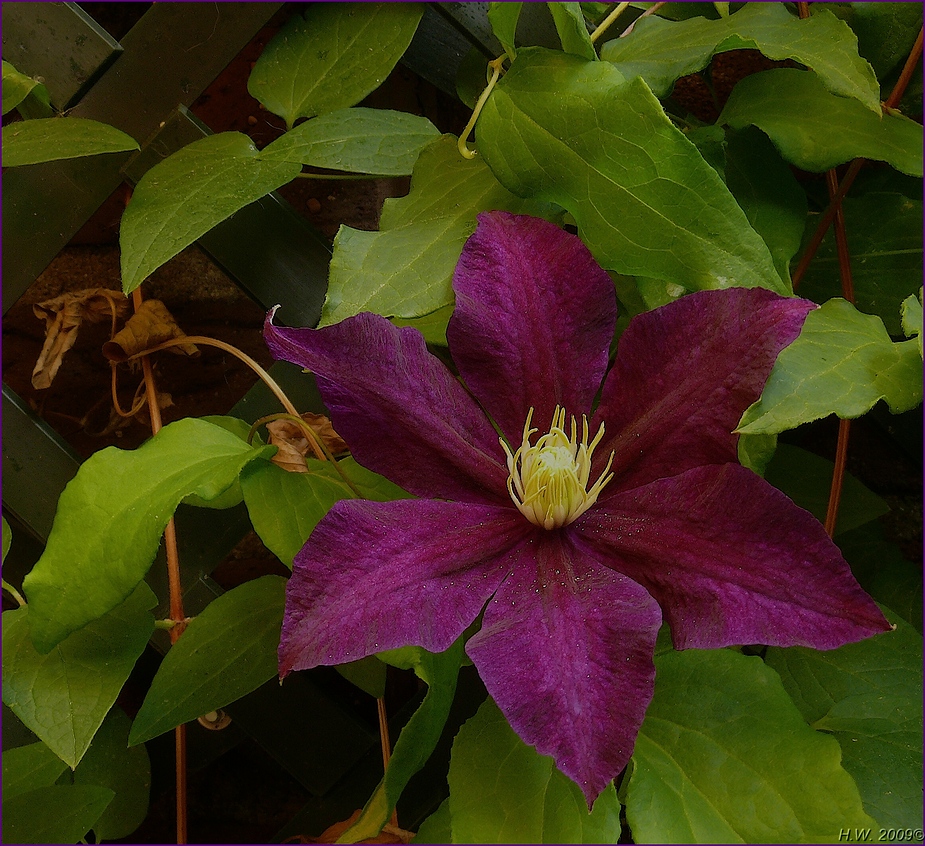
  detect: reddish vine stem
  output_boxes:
[131,286,188,844]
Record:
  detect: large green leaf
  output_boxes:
[737,298,923,435]
[548,3,597,60]
[71,708,150,840]
[1,117,138,167]
[247,3,423,128]
[2,60,48,115]
[447,697,622,843]
[321,134,559,324]
[720,68,924,177]
[478,48,785,295]
[601,3,879,111]
[626,649,874,843]
[2,583,156,768]
[119,132,301,293]
[798,193,923,334]
[413,797,453,844]
[2,784,114,845]
[259,108,439,175]
[488,2,523,59]
[129,575,286,745]
[338,641,466,843]
[2,742,69,798]
[22,418,275,653]
[766,607,922,829]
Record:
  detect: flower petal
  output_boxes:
[594,288,814,492]
[574,463,892,650]
[265,311,509,504]
[278,498,530,677]
[466,532,662,806]
[447,211,616,442]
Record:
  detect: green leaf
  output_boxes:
[321,134,558,324]
[737,299,924,435]
[901,292,922,340]
[2,742,69,798]
[339,641,465,843]
[120,133,301,293]
[335,655,387,700]
[601,3,880,112]
[447,697,622,843]
[412,797,452,843]
[2,784,114,845]
[724,126,807,286]
[766,607,922,828]
[22,418,274,653]
[2,514,11,563]
[259,108,439,175]
[2,60,47,115]
[720,68,924,177]
[72,708,150,840]
[1,117,138,167]
[129,575,286,745]
[2,583,156,768]
[247,3,423,128]
[626,649,874,843]
[797,194,923,333]
[478,48,785,295]
[391,303,454,347]
[488,2,523,60]
[763,443,889,535]
[548,3,597,60]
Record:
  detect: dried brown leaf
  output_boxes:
[31,287,128,389]
[299,810,414,844]
[267,412,348,473]
[102,299,198,362]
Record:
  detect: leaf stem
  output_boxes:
[619,2,666,38]
[2,578,26,607]
[458,56,505,159]
[589,2,630,43]
[376,696,399,828]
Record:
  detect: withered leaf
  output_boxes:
[102,299,199,362]
[32,287,128,389]
[297,809,414,844]
[267,412,348,473]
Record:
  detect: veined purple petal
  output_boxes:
[593,288,813,493]
[447,211,616,443]
[265,311,509,504]
[466,532,662,806]
[278,498,530,677]
[573,464,892,650]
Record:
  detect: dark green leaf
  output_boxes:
[737,299,923,435]
[447,697,622,843]
[22,418,274,652]
[2,584,156,767]
[767,607,922,828]
[548,3,596,60]
[720,69,923,176]
[479,48,785,295]
[1,117,139,167]
[259,108,439,175]
[335,655,387,700]
[247,3,423,128]
[822,3,923,81]
[120,133,301,292]
[72,707,150,840]
[601,3,879,111]
[339,641,465,843]
[321,134,559,324]
[626,649,874,843]
[2,515,10,563]
[2,60,47,115]
[488,2,523,60]
[2,742,69,798]
[412,797,452,843]
[798,194,923,334]
[129,576,286,744]
[2,784,114,844]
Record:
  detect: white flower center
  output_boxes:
[501,406,615,530]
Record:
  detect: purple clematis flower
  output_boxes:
[265,211,891,805]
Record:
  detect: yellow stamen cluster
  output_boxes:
[501,406,615,530]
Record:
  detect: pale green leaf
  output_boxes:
[626,649,874,843]
[737,299,923,435]
[22,418,274,653]
[120,133,300,293]
[720,68,923,176]
[2,583,156,768]
[479,47,786,295]
[248,3,423,128]
[901,292,922,340]
[259,108,439,175]
[321,134,558,324]
[548,3,596,60]
[488,2,523,60]
[1,117,138,167]
[2,784,114,845]
[72,708,150,840]
[447,697,622,843]
[798,194,923,333]
[767,607,922,828]
[2,60,47,115]
[2,742,69,798]
[601,3,879,111]
[391,303,454,346]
